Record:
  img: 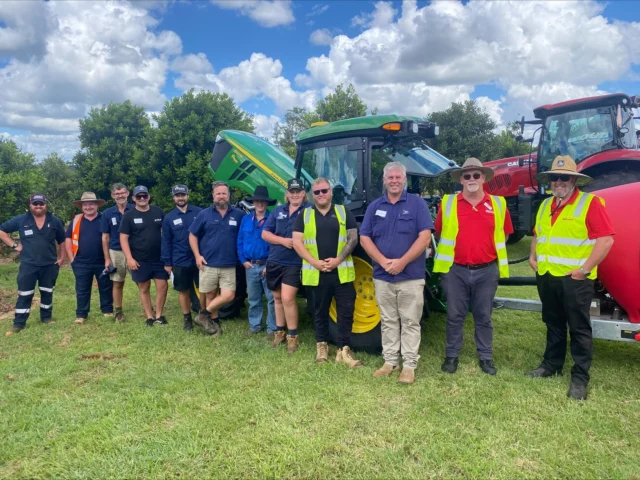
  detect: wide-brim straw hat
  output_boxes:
[535,155,593,187]
[450,157,495,182]
[73,192,105,208]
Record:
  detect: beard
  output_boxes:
[466,183,480,193]
[214,200,229,210]
[552,185,575,199]
[175,199,187,208]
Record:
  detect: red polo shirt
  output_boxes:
[435,192,514,265]
[544,188,614,238]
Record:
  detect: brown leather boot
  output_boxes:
[286,335,299,354]
[74,317,85,325]
[316,342,329,363]
[398,367,415,385]
[336,346,363,368]
[373,363,399,377]
[271,330,286,348]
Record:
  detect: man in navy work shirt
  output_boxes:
[360,162,433,385]
[161,184,203,331]
[65,192,113,325]
[189,181,245,336]
[100,183,133,322]
[119,185,169,327]
[237,185,276,336]
[0,194,66,336]
[262,178,311,353]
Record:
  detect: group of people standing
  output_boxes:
[0,156,613,399]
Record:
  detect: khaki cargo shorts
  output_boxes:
[199,266,236,293]
[109,249,129,282]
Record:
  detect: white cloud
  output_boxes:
[1,131,80,160]
[307,4,329,18]
[352,1,396,29]
[475,96,504,131]
[309,29,333,46]
[252,114,280,141]
[210,0,294,28]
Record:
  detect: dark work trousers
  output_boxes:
[310,273,356,348]
[15,263,60,328]
[536,273,594,386]
[442,262,499,361]
[72,263,114,319]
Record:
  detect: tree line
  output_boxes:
[0,85,529,224]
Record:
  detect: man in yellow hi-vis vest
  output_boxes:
[527,156,614,401]
[292,178,363,367]
[434,158,513,376]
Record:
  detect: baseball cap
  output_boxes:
[30,193,47,204]
[132,185,149,196]
[172,184,188,195]
[287,178,303,191]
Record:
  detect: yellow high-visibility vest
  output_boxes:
[301,204,355,286]
[535,191,603,279]
[433,194,509,278]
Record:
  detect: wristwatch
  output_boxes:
[579,266,591,276]
[11,243,18,250]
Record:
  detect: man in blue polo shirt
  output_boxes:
[189,181,245,336]
[100,183,133,322]
[237,185,276,336]
[0,194,66,336]
[360,162,433,385]
[161,184,203,331]
[65,192,113,325]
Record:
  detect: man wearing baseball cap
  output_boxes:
[0,194,66,336]
[161,185,203,331]
[119,185,169,326]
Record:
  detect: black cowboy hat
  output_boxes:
[246,185,276,206]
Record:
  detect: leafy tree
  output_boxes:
[39,153,79,222]
[484,121,532,160]
[273,107,320,158]
[315,84,368,122]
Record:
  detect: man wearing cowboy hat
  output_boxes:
[64,192,113,324]
[526,155,614,400]
[434,157,513,376]
[237,185,277,336]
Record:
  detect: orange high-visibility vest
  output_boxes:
[71,214,83,255]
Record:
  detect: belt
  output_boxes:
[454,261,495,270]
[249,259,266,265]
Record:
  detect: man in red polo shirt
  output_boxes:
[434,157,513,375]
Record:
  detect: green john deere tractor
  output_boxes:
[210,115,459,353]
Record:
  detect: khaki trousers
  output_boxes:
[373,278,425,369]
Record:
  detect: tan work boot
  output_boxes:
[336,346,363,368]
[74,317,85,325]
[103,313,114,318]
[271,330,286,348]
[398,367,415,385]
[5,327,23,337]
[286,335,299,354]
[373,363,399,377]
[316,342,329,363]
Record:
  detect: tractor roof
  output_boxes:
[295,114,422,144]
[534,93,634,119]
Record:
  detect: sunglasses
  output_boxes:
[549,174,571,182]
[31,202,45,206]
[462,173,482,181]
[174,193,187,197]
[312,188,330,196]
[135,194,149,199]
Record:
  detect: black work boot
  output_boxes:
[567,381,588,401]
[154,316,168,325]
[183,314,193,332]
[441,357,459,374]
[524,365,563,378]
[479,359,497,376]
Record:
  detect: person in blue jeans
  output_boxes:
[237,186,276,336]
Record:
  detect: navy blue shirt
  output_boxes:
[189,206,245,267]
[237,211,271,264]
[161,205,203,267]
[263,202,311,266]
[100,203,133,251]
[360,191,434,282]
[65,214,105,265]
[0,212,65,266]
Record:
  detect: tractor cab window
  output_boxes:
[300,143,359,205]
[382,142,457,177]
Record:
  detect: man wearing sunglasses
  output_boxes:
[293,178,363,367]
[434,157,513,377]
[527,155,614,400]
[120,185,169,326]
[0,194,66,336]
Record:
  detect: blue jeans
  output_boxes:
[246,264,275,333]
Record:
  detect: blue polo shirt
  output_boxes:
[65,214,105,265]
[360,191,433,282]
[100,203,133,251]
[237,211,271,264]
[161,205,203,267]
[263,202,311,266]
[189,206,245,267]
[0,212,65,266]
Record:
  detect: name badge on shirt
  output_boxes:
[173,218,183,225]
[111,217,117,226]
[229,219,238,226]
[24,229,33,236]
[484,202,493,211]
[375,210,387,218]
[134,218,143,224]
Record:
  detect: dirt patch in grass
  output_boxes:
[56,334,72,348]
[0,288,14,321]
[78,353,127,361]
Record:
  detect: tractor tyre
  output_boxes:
[506,231,525,244]
[583,169,640,193]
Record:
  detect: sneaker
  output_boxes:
[479,359,497,376]
[441,357,459,374]
[373,363,399,377]
[74,318,86,325]
[5,327,23,337]
[336,346,363,368]
[286,335,299,354]
[115,311,125,323]
[524,365,563,378]
[103,313,114,318]
[154,316,168,325]
[316,342,329,363]
[271,330,286,348]
[145,318,155,327]
[567,382,588,401]
[183,317,193,332]
[398,367,415,385]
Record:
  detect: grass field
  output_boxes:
[1,238,640,479]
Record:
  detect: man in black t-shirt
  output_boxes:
[119,186,169,326]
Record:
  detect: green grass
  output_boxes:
[1,238,640,479]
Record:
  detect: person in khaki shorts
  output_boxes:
[100,183,133,322]
[359,162,433,385]
[189,181,245,336]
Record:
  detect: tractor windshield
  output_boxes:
[382,141,457,177]
[301,143,359,204]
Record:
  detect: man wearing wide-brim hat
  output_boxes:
[434,157,514,377]
[526,155,615,400]
[65,192,113,325]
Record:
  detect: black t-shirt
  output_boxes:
[65,214,105,265]
[119,206,164,262]
[293,204,357,264]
